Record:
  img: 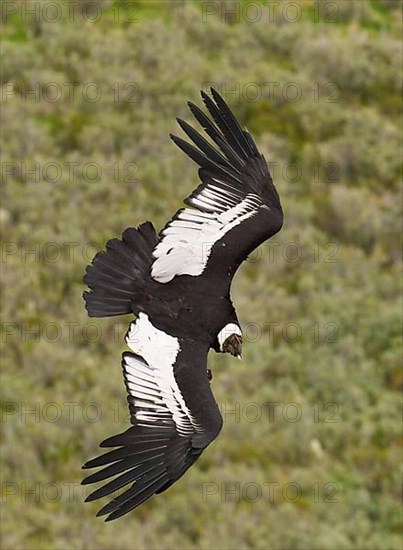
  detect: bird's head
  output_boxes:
[217,323,243,359]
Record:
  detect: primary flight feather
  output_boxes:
[82,88,283,521]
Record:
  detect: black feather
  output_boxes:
[171,134,243,185]
[83,223,158,318]
[176,117,233,169]
[210,87,256,156]
[200,90,246,160]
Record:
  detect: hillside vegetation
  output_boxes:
[1,1,402,549]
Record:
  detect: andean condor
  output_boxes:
[82,88,283,520]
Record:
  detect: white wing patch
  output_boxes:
[124,312,196,436]
[151,182,262,283]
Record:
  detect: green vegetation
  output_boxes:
[1,1,401,548]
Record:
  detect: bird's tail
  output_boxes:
[83,222,159,318]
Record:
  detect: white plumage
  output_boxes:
[125,313,195,435]
[81,88,284,521]
[151,191,262,283]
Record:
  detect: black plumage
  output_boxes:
[82,88,283,520]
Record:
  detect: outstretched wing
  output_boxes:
[82,313,222,521]
[151,87,283,284]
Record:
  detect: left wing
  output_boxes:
[82,313,222,521]
[151,88,283,284]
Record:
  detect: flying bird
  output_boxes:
[82,88,283,520]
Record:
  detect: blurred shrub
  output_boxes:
[1,1,401,549]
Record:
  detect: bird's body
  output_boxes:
[82,88,283,520]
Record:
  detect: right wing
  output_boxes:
[82,313,222,521]
[150,87,283,284]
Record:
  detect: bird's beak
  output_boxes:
[237,353,242,360]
